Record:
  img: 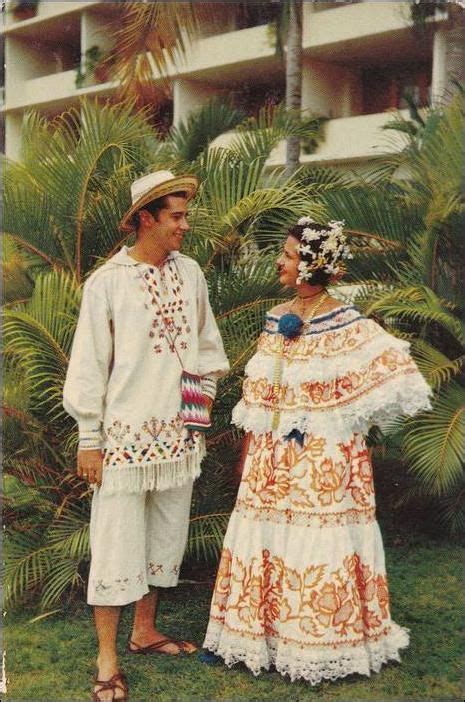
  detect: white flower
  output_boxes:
[297,243,313,256]
[324,263,340,275]
[297,216,315,226]
[294,216,352,277]
[329,220,345,230]
[302,228,323,242]
[321,236,339,254]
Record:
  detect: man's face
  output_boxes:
[148,195,190,252]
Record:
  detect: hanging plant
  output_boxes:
[75,46,111,90]
[11,0,39,21]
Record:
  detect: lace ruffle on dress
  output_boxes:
[203,305,431,684]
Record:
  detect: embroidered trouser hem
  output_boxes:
[87,480,193,606]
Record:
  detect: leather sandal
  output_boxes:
[127,636,197,656]
[92,671,128,702]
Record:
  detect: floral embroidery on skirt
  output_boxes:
[203,431,409,683]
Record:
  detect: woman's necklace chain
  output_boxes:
[291,290,329,321]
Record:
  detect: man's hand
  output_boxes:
[203,395,214,414]
[77,449,103,487]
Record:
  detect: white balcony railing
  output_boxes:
[210,111,409,167]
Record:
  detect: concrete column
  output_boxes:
[5,112,23,160]
[172,79,220,128]
[81,8,114,56]
[431,29,447,105]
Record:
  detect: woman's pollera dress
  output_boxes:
[203,304,431,683]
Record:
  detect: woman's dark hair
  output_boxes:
[131,190,188,230]
[288,222,332,287]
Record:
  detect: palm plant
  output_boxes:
[305,93,465,533]
[105,0,308,171]
[3,96,325,609]
[2,99,157,283]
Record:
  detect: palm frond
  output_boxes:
[40,558,84,610]
[230,103,326,165]
[5,100,158,281]
[403,382,465,495]
[2,235,35,304]
[411,339,465,389]
[365,285,464,345]
[3,270,81,423]
[170,97,246,164]
[107,2,237,102]
[4,529,52,607]
[186,513,230,563]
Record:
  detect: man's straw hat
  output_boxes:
[120,170,199,232]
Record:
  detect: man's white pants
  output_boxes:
[87,480,194,606]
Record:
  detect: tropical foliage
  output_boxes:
[4,88,464,612]
[309,92,465,533]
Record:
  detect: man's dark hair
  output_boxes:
[131,190,188,230]
[288,222,332,287]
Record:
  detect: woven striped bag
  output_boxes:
[180,370,211,432]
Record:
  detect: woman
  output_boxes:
[202,218,432,684]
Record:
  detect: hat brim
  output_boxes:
[119,175,199,232]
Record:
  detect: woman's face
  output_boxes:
[276,236,300,288]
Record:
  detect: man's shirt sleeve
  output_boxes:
[63,280,113,450]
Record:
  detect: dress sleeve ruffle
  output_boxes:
[232,311,432,439]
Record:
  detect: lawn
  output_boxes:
[3,540,463,702]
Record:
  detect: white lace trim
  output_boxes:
[99,445,205,494]
[232,372,432,439]
[246,331,412,382]
[203,622,409,684]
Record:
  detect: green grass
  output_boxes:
[3,540,464,702]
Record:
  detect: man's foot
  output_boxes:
[127,631,197,656]
[93,657,128,701]
[92,672,128,702]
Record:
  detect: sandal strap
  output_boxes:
[128,637,192,653]
[128,637,171,652]
[93,672,128,699]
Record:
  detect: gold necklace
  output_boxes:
[291,290,328,320]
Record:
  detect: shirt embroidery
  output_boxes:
[141,261,191,355]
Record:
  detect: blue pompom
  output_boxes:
[278,313,303,339]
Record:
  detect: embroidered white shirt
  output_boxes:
[63,247,229,493]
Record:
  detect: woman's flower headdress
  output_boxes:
[295,217,353,284]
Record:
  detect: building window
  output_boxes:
[230,80,285,118]
[234,1,281,30]
[312,1,361,12]
[361,62,432,114]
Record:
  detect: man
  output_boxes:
[63,170,229,702]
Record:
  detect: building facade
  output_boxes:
[0,1,454,165]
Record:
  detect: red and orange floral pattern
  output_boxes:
[211,547,391,646]
[236,431,375,525]
[261,313,379,360]
[242,348,420,413]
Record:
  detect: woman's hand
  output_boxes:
[235,432,253,483]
